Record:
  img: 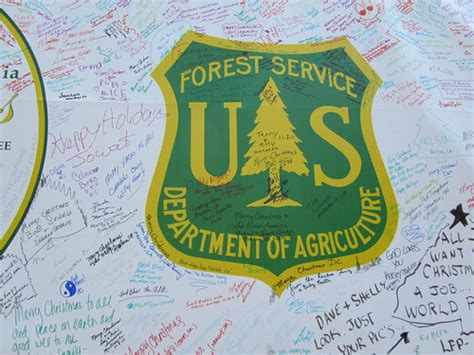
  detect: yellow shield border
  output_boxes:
[0,9,48,254]
[146,31,398,296]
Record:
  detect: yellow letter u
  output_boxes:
[189,102,241,186]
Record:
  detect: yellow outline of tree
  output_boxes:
[241,77,309,207]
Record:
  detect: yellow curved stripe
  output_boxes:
[0,10,47,253]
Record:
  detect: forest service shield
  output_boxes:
[146,31,398,296]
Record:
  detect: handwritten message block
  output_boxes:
[437,80,474,101]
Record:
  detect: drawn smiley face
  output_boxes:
[355,0,378,21]
[60,280,77,297]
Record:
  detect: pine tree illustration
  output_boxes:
[241,77,309,207]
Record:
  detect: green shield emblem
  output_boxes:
[146,31,398,295]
